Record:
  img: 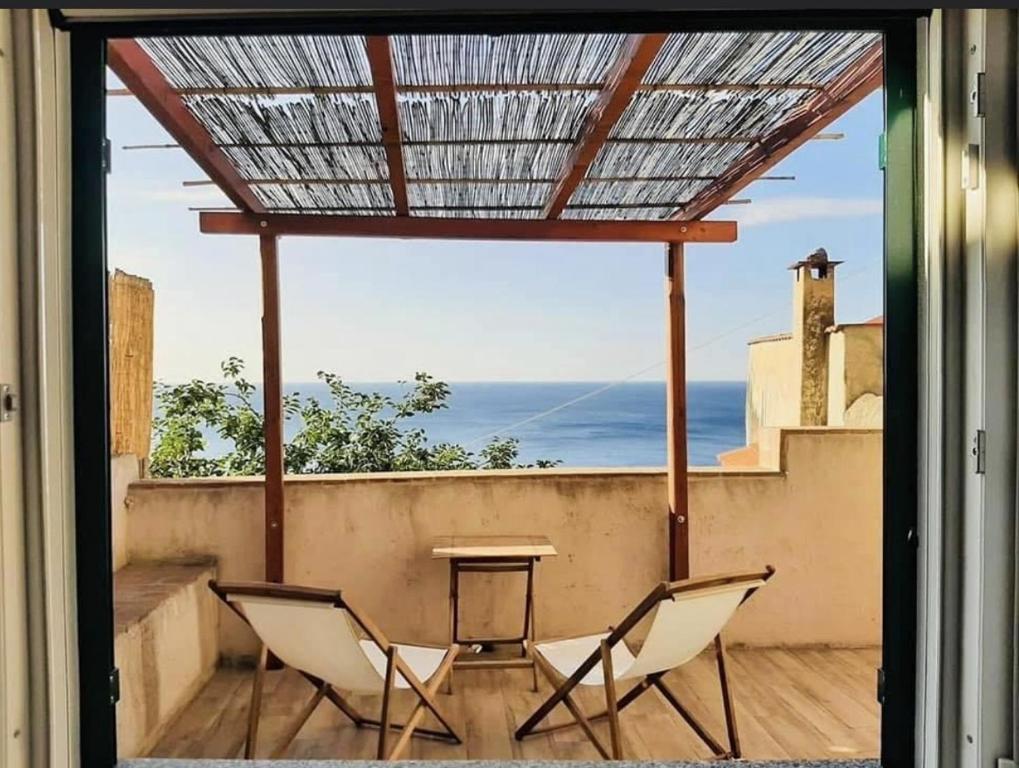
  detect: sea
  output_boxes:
[201,380,747,467]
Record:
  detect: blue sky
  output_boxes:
[106,85,883,384]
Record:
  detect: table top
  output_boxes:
[431,535,557,560]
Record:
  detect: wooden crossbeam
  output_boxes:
[198,212,736,243]
[366,36,409,216]
[544,34,668,219]
[678,42,883,220]
[106,40,265,214]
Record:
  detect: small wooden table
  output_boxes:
[431,535,557,689]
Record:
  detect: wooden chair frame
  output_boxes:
[514,567,775,760]
[209,580,462,760]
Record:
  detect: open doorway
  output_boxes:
[67,10,918,768]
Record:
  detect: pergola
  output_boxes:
[108,29,882,582]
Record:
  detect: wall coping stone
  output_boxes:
[129,427,879,491]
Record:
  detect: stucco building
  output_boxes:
[743,249,884,448]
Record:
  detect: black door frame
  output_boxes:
[65,10,922,767]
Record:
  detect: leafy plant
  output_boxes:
[149,357,559,478]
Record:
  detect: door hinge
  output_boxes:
[0,384,16,422]
[997,759,1017,768]
[109,667,120,704]
[102,138,112,174]
[971,72,986,118]
[972,429,986,474]
[876,667,885,704]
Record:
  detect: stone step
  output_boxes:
[114,558,219,758]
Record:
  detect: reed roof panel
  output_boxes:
[643,31,880,85]
[222,145,390,183]
[587,141,752,180]
[399,90,597,142]
[139,36,372,89]
[390,34,626,86]
[413,208,536,219]
[135,29,879,220]
[403,143,573,183]
[253,182,394,212]
[409,181,550,210]
[186,94,383,145]
[611,89,809,140]
[570,178,710,207]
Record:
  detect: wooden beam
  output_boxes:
[366,36,409,216]
[259,235,284,584]
[199,212,736,243]
[666,243,689,580]
[106,40,265,214]
[679,42,883,220]
[544,34,668,219]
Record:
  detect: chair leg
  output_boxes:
[527,678,653,737]
[244,644,268,759]
[600,639,623,759]
[377,647,398,759]
[307,674,366,725]
[715,634,741,758]
[652,676,728,757]
[269,681,328,759]
[387,647,461,759]
[529,649,610,759]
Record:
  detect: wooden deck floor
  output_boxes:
[148,647,879,762]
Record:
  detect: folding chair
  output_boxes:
[209,580,462,760]
[514,567,775,760]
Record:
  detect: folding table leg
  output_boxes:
[446,560,458,694]
[526,560,539,692]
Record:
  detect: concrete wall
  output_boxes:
[751,325,882,442]
[115,561,219,757]
[125,428,881,661]
[828,325,884,428]
[746,335,800,445]
[111,453,139,571]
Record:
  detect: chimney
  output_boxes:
[789,248,841,426]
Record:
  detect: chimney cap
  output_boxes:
[789,247,843,271]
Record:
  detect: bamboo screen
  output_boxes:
[109,270,155,461]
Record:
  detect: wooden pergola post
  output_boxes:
[666,242,689,580]
[259,234,284,584]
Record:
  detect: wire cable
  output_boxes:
[464,263,878,447]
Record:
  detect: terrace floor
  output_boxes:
[148,647,880,761]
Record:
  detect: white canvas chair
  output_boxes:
[514,567,775,760]
[209,581,461,760]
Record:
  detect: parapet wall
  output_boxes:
[124,428,881,660]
